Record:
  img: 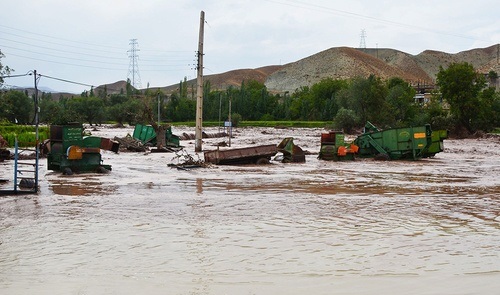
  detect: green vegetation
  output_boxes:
[0,125,49,147]
[436,62,499,134]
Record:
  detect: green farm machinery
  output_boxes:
[318,131,359,161]
[319,122,447,161]
[132,124,180,148]
[47,124,119,175]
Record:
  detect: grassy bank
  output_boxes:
[0,125,49,147]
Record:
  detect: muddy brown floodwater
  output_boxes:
[1,126,499,295]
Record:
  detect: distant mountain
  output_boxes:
[88,44,500,95]
[266,44,500,92]
[154,65,283,94]
[159,44,499,94]
[93,80,129,95]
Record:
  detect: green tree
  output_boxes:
[436,62,486,133]
[341,75,390,126]
[39,97,70,124]
[334,108,358,133]
[65,96,105,125]
[0,91,33,124]
[309,78,348,120]
[385,77,417,126]
[0,49,13,87]
[180,77,188,99]
[474,87,500,131]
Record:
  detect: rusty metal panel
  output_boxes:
[204,144,277,165]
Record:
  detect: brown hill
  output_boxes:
[94,80,129,95]
[265,44,499,92]
[91,44,499,95]
[159,65,283,94]
[265,47,434,92]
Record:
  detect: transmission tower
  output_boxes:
[127,39,142,89]
[359,29,367,49]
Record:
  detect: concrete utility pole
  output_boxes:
[195,11,205,152]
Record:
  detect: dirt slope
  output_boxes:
[265,44,499,92]
[91,44,499,95]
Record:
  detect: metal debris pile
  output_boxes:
[168,150,208,170]
[113,135,147,152]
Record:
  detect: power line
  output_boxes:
[39,74,95,88]
[0,24,125,51]
[1,26,194,74]
[0,71,33,79]
[0,37,127,60]
[1,44,127,65]
[264,0,492,43]
[2,51,127,71]
[0,25,193,56]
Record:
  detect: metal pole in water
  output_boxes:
[13,138,18,193]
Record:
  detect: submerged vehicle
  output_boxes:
[318,131,358,161]
[133,124,180,148]
[319,122,447,161]
[47,124,119,175]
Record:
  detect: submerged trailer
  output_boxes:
[204,144,278,165]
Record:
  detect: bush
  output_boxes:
[334,108,358,133]
[0,125,49,147]
[231,113,242,127]
[260,113,274,121]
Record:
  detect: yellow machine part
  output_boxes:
[67,146,83,160]
[67,146,101,160]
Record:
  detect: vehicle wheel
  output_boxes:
[96,166,111,174]
[374,153,390,161]
[63,168,73,175]
[256,157,270,165]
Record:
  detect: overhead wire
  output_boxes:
[264,0,492,43]
[39,74,95,88]
[0,24,125,51]
[0,71,33,79]
[0,25,194,76]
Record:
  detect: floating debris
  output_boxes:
[179,132,228,140]
[114,135,147,152]
[168,150,208,170]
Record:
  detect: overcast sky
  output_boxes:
[1,0,498,93]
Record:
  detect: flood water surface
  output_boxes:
[1,127,499,294]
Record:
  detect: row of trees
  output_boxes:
[1,57,499,136]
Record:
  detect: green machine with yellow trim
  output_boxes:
[353,122,446,160]
[47,124,119,175]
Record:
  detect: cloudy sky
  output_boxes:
[1,0,498,93]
